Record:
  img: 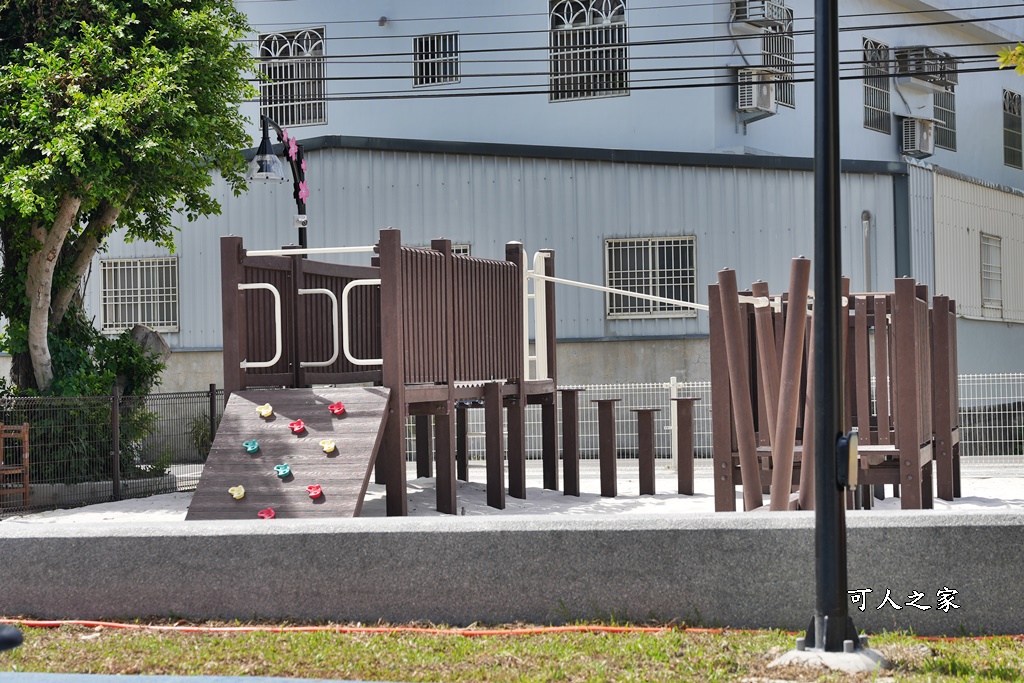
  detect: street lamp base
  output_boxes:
[769,635,889,674]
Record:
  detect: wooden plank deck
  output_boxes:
[186,387,390,520]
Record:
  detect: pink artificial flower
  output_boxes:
[288,138,298,160]
[301,158,307,172]
[281,128,289,143]
[298,181,309,202]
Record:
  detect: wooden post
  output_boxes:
[632,408,660,495]
[717,269,763,511]
[672,397,699,495]
[507,394,526,499]
[220,236,247,398]
[932,294,954,502]
[456,402,469,481]
[432,237,457,513]
[593,398,620,498]
[541,248,558,491]
[434,411,456,514]
[379,228,408,516]
[559,388,584,497]
[708,284,736,511]
[484,381,506,510]
[415,415,432,479]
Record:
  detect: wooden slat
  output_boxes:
[186,388,389,520]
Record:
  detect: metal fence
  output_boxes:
[0,386,223,517]
[3,373,1022,517]
[404,374,1024,468]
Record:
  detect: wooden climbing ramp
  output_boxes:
[186,387,389,520]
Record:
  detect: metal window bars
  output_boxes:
[259,28,327,128]
[100,257,179,334]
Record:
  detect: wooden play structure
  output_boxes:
[708,261,960,512]
[188,229,561,519]
[0,423,30,508]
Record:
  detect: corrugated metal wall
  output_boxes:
[908,163,936,289]
[89,147,898,349]
[934,171,1024,322]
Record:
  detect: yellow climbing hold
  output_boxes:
[320,439,336,453]
[228,485,245,500]
[256,403,273,418]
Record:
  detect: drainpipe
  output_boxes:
[862,211,872,291]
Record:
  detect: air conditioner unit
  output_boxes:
[738,68,777,116]
[894,46,958,88]
[731,0,786,28]
[902,117,935,158]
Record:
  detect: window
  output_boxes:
[934,90,956,151]
[452,244,471,255]
[101,258,179,334]
[414,33,460,86]
[1004,89,1022,169]
[259,28,326,127]
[981,234,1002,310]
[863,38,891,134]
[605,237,696,318]
[549,0,628,102]
[763,6,794,108]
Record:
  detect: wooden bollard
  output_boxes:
[455,402,469,482]
[558,387,585,497]
[593,398,621,498]
[672,397,700,495]
[484,382,505,510]
[632,408,660,495]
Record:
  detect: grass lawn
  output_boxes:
[3,622,1024,682]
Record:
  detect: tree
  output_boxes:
[998,44,1024,73]
[0,0,256,392]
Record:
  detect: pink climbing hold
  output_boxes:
[258,508,276,519]
[289,419,306,434]
[328,401,345,416]
[306,484,323,499]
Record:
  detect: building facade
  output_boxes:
[65,0,1024,390]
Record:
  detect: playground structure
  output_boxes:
[709,261,961,512]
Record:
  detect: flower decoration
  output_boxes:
[228,485,245,500]
[288,138,298,160]
[281,128,290,143]
[298,180,309,202]
[306,484,323,499]
[274,464,291,478]
[257,508,276,520]
[328,401,345,416]
[319,439,336,454]
[243,440,259,454]
[301,158,307,172]
[256,403,273,418]
[288,419,306,434]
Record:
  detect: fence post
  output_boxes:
[558,387,585,497]
[672,397,700,495]
[208,384,218,447]
[668,376,679,470]
[632,408,660,495]
[111,386,121,501]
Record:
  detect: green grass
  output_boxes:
[3,623,1024,682]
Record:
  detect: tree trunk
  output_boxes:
[50,201,121,327]
[25,194,82,391]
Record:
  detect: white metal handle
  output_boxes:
[238,283,282,369]
[298,288,339,368]
[341,278,383,366]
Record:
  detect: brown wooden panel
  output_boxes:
[186,387,389,520]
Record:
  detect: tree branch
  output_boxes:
[50,200,122,326]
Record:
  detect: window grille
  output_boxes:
[981,234,1002,310]
[763,6,794,108]
[414,33,460,87]
[259,28,326,127]
[1004,90,1022,169]
[452,244,471,255]
[863,38,891,134]
[549,0,628,102]
[605,237,696,319]
[101,258,179,334]
[934,90,956,151]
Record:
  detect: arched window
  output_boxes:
[549,0,628,102]
[763,6,794,108]
[259,28,327,127]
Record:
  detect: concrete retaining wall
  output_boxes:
[1,512,1021,636]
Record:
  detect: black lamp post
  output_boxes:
[247,114,309,249]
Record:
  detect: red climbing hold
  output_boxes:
[258,508,276,519]
[306,484,323,499]
[289,419,306,434]
[328,401,346,416]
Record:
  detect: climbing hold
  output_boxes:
[306,484,323,499]
[320,439,336,453]
[289,419,306,434]
[243,440,259,453]
[274,464,291,478]
[257,508,276,519]
[328,401,346,416]
[257,403,273,418]
[228,485,245,500]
